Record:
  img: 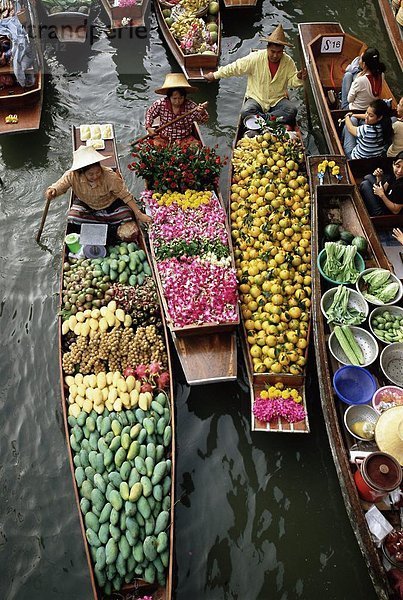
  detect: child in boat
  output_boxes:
[341,48,385,110]
[342,99,393,159]
[387,97,403,157]
[359,151,403,216]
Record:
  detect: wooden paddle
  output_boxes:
[36,195,52,242]
[131,103,207,147]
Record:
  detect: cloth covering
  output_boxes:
[0,16,34,87]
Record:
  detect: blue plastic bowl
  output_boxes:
[333,365,377,405]
[317,248,365,285]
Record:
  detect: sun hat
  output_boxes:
[375,405,403,465]
[261,24,293,48]
[155,73,199,95]
[70,145,110,171]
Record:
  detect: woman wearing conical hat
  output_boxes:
[45,145,151,225]
[205,24,306,127]
[145,73,209,148]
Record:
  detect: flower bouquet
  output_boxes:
[253,384,306,424]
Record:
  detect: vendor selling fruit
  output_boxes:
[144,73,208,148]
[45,145,151,225]
[204,24,306,127]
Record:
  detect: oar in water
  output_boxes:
[36,195,52,243]
[131,103,207,148]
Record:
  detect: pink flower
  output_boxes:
[253,397,306,423]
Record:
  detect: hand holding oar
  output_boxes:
[131,102,208,148]
[36,188,56,242]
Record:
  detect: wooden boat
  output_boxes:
[228,117,311,432]
[308,153,400,600]
[37,0,91,42]
[143,126,238,385]
[378,0,403,72]
[100,0,150,30]
[59,124,175,600]
[154,0,220,82]
[0,0,43,134]
[222,0,257,7]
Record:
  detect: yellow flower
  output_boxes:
[328,160,335,168]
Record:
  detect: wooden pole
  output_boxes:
[36,196,52,243]
[131,104,205,148]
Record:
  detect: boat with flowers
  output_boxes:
[308,153,403,600]
[154,0,220,82]
[37,0,92,42]
[378,0,403,71]
[100,0,150,29]
[58,123,175,600]
[228,115,312,432]
[130,129,239,385]
[0,0,43,134]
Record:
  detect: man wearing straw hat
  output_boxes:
[145,72,208,148]
[205,25,306,127]
[45,145,151,225]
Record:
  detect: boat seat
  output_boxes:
[370,213,403,229]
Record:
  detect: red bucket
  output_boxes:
[354,451,402,502]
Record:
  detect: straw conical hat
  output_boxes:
[155,73,198,95]
[375,405,403,465]
[261,24,293,48]
[70,145,110,171]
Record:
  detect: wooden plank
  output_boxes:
[378,0,403,71]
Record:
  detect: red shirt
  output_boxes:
[268,60,280,79]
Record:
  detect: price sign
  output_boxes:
[320,36,343,53]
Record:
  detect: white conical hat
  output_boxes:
[375,405,403,465]
[70,145,110,171]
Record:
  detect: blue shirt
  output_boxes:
[352,122,386,159]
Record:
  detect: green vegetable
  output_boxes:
[341,326,364,365]
[339,230,354,243]
[333,326,360,365]
[325,285,365,326]
[322,242,360,283]
[361,269,400,303]
[351,236,367,254]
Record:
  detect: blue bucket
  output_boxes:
[333,365,377,405]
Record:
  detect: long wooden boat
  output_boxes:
[298,23,403,230]
[37,0,91,42]
[308,153,401,600]
[100,0,150,30]
[154,0,220,82]
[142,125,238,385]
[0,0,43,134]
[227,117,312,432]
[59,124,175,599]
[378,0,403,72]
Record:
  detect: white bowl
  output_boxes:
[369,305,403,345]
[329,326,379,367]
[372,385,403,413]
[321,286,369,325]
[356,268,403,306]
[344,404,379,440]
[380,343,403,386]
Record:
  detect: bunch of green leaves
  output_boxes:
[155,238,229,261]
[322,242,360,283]
[325,285,365,325]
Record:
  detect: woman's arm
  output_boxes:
[145,100,161,132]
[373,182,402,214]
[344,113,358,136]
[189,100,209,124]
[45,171,73,200]
[126,199,152,223]
[110,171,152,223]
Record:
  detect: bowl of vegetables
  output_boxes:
[356,268,403,306]
[369,306,403,344]
[380,343,403,387]
[333,365,377,405]
[372,385,403,414]
[317,242,365,285]
[329,325,379,367]
[321,285,369,326]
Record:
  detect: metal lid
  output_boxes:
[362,451,402,492]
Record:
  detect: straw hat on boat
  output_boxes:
[70,146,109,171]
[261,24,293,48]
[155,73,198,95]
[375,405,403,465]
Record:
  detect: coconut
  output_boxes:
[207,22,218,32]
[208,1,219,14]
[209,31,218,43]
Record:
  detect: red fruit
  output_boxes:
[135,364,148,378]
[123,366,136,378]
[141,382,153,393]
[157,371,170,389]
[149,361,162,375]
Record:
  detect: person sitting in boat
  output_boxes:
[144,73,208,148]
[359,151,403,216]
[341,48,385,111]
[204,24,306,127]
[392,0,403,28]
[387,96,403,157]
[45,146,151,225]
[342,99,393,160]
[0,37,12,67]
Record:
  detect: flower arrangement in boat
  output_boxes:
[129,143,225,193]
[119,0,137,7]
[253,385,306,423]
[146,189,238,328]
[162,0,219,55]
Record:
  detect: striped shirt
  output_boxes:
[49,166,135,211]
[351,123,386,159]
[145,98,208,141]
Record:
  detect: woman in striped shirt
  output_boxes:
[342,99,393,160]
[145,73,208,148]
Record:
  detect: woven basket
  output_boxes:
[159,0,208,17]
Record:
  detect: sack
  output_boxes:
[117,220,139,242]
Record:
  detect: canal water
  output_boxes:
[1,1,402,598]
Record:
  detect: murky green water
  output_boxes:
[1,1,402,598]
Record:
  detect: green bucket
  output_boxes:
[65,233,82,254]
